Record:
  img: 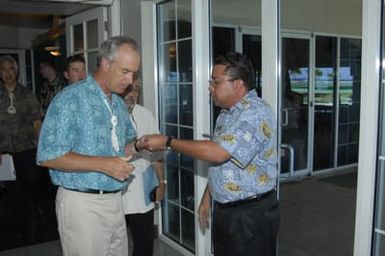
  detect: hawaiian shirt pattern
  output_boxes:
[37,75,136,191]
[0,84,41,153]
[208,90,278,203]
[40,76,66,114]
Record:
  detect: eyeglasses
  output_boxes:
[208,78,234,86]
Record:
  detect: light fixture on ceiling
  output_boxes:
[44,45,61,56]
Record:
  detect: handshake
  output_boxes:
[135,134,173,152]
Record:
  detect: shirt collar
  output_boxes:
[220,90,257,115]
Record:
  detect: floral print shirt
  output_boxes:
[37,75,136,191]
[208,90,278,203]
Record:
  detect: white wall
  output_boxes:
[0,26,47,49]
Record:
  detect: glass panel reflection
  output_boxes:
[178,40,192,82]
[177,0,192,39]
[162,83,178,124]
[180,168,194,210]
[163,202,180,241]
[157,1,176,42]
[159,43,177,82]
[281,37,309,173]
[74,24,84,52]
[313,36,337,171]
[166,164,179,204]
[179,84,193,126]
[181,209,195,251]
[86,19,98,49]
[337,38,361,166]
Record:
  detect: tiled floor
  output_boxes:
[0,170,357,256]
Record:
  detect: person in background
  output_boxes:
[63,54,86,85]
[121,73,166,256]
[0,54,43,242]
[39,58,65,114]
[37,36,141,256]
[137,52,280,256]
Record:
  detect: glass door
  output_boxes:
[281,37,310,177]
[65,7,107,74]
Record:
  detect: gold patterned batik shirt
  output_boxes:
[208,90,278,203]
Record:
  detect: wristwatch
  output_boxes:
[160,179,167,185]
[165,136,173,150]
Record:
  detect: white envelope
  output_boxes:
[0,154,16,181]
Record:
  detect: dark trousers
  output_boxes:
[125,209,155,256]
[213,192,280,256]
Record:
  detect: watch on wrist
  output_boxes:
[160,179,167,185]
[165,136,173,150]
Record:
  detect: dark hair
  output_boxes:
[65,54,85,71]
[97,36,139,67]
[214,52,255,91]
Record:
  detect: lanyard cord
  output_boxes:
[102,98,120,152]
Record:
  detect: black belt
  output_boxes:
[64,187,120,194]
[216,190,275,208]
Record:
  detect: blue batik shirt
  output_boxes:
[208,90,278,203]
[37,75,136,191]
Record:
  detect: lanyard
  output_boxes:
[102,98,120,153]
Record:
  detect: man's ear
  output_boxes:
[100,57,111,70]
[232,79,244,92]
[63,71,69,80]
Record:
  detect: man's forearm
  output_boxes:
[39,152,108,172]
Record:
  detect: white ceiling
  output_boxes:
[0,0,95,29]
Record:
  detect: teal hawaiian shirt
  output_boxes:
[37,75,136,191]
[208,90,278,203]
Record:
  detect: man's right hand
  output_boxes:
[102,156,135,181]
[198,187,211,229]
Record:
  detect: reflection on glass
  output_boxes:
[180,169,194,210]
[181,209,195,251]
[166,165,179,203]
[281,38,309,173]
[157,1,176,42]
[177,0,192,38]
[159,43,177,83]
[337,38,361,166]
[162,83,177,123]
[243,34,262,96]
[314,36,337,171]
[163,203,180,241]
[178,40,192,82]
[74,24,84,52]
[179,84,193,126]
[87,20,98,49]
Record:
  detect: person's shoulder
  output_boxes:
[133,104,155,118]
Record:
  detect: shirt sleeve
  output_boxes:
[37,93,77,163]
[214,117,274,169]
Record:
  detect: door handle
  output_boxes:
[282,108,288,127]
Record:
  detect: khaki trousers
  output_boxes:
[56,187,128,256]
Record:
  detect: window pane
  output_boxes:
[177,0,192,39]
[179,83,193,126]
[180,127,194,169]
[163,203,180,241]
[157,1,176,42]
[74,24,84,52]
[178,40,192,82]
[166,165,180,204]
[159,43,177,83]
[181,209,195,251]
[162,83,178,124]
[86,19,98,49]
[180,169,194,210]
